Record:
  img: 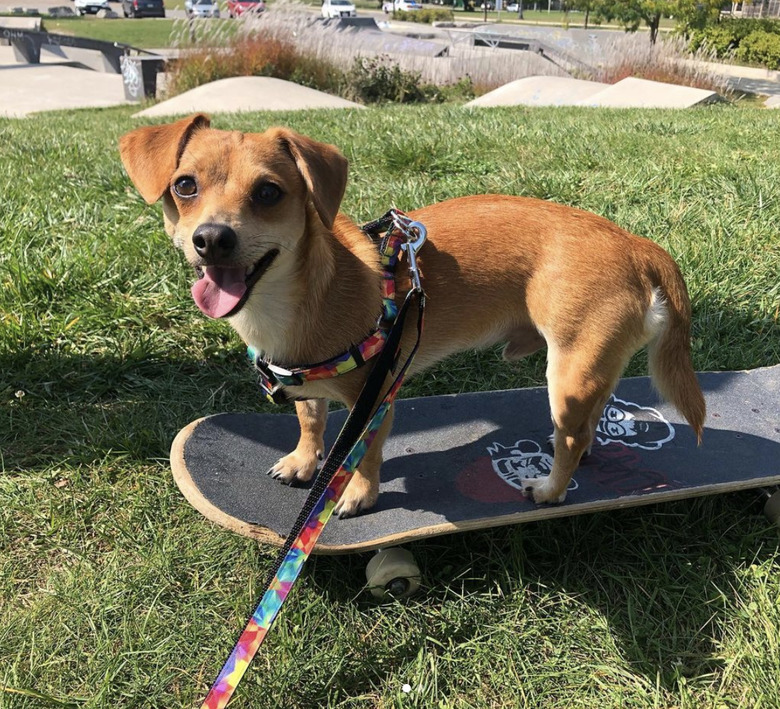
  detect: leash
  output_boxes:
[200,212,427,709]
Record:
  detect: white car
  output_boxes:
[74,0,110,15]
[185,0,221,18]
[382,0,422,12]
[321,0,356,18]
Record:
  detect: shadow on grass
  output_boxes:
[0,349,281,472]
[292,494,777,704]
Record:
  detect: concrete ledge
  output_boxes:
[577,77,721,109]
[134,76,365,118]
[682,58,780,83]
[466,76,609,108]
[467,75,724,110]
[0,16,42,30]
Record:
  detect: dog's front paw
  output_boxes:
[267,448,321,485]
[334,474,378,519]
[523,477,567,505]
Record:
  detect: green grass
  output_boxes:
[1,104,779,708]
[43,17,179,49]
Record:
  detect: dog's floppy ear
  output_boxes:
[274,128,348,229]
[119,114,211,204]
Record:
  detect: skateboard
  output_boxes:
[172,365,780,597]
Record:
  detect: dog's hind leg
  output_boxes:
[524,344,625,505]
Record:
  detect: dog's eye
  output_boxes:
[173,176,198,198]
[253,182,283,206]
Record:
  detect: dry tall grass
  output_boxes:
[589,33,732,95]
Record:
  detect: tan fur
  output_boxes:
[119,115,706,517]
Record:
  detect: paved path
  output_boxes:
[0,55,128,116]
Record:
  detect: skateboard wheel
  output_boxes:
[366,548,421,600]
[763,489,780,526]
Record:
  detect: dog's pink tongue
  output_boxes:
[191,266,247,319]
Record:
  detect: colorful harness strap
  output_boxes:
[200,211,427,709]
[247,219,404,404]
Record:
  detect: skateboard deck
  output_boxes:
[171,366,780,554]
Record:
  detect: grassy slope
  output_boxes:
[1,104,779,708]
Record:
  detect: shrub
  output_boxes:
[344,55,432,103]
[688,24,742,57]
[165,34,346,98]
[393,8,454,23]
[735,30,780,70]
[687,18,780,64]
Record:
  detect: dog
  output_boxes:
[119,114,705,518]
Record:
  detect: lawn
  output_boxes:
[1,103,779,708]
[43,16,179,49]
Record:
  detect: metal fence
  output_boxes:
[737,1,780,18]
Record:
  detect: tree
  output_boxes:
[568,0,610,29]
[596,0,721,44]
[597,0,674,44]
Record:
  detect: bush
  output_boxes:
[687,18,780,64]
[688,24,742,57]
[735,30,780,70]
[393,8,454,23]
[344,55,431,103]
[165,35,346,98]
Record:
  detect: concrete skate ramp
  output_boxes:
[578,77,721,108]
[40,44,121,73]
[0,64,128,117]
[135,76,363,118]
[466,76,609,108]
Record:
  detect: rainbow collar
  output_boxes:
[248,211,405,404]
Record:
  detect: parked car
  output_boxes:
[321,0,356,18]
[74,0,110,15]
[506,2,520,10]
[185,0,221,18]
[382,0,422,11]
[226,0,266,17]
[480,1,495,9]
[121,0,166,18]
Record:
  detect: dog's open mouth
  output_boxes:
[191,249,279,319]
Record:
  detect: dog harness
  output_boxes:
[247,211,409,403]
[201,211,427,709]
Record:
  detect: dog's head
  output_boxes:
[119,114,348,320]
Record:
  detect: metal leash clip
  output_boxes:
[392,213,427,293]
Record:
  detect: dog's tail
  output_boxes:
[644,246,706,443]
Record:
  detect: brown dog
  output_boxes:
[120,114,705,518]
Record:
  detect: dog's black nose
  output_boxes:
[192,223,237,260]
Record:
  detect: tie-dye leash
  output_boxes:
[200,216,427,709]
